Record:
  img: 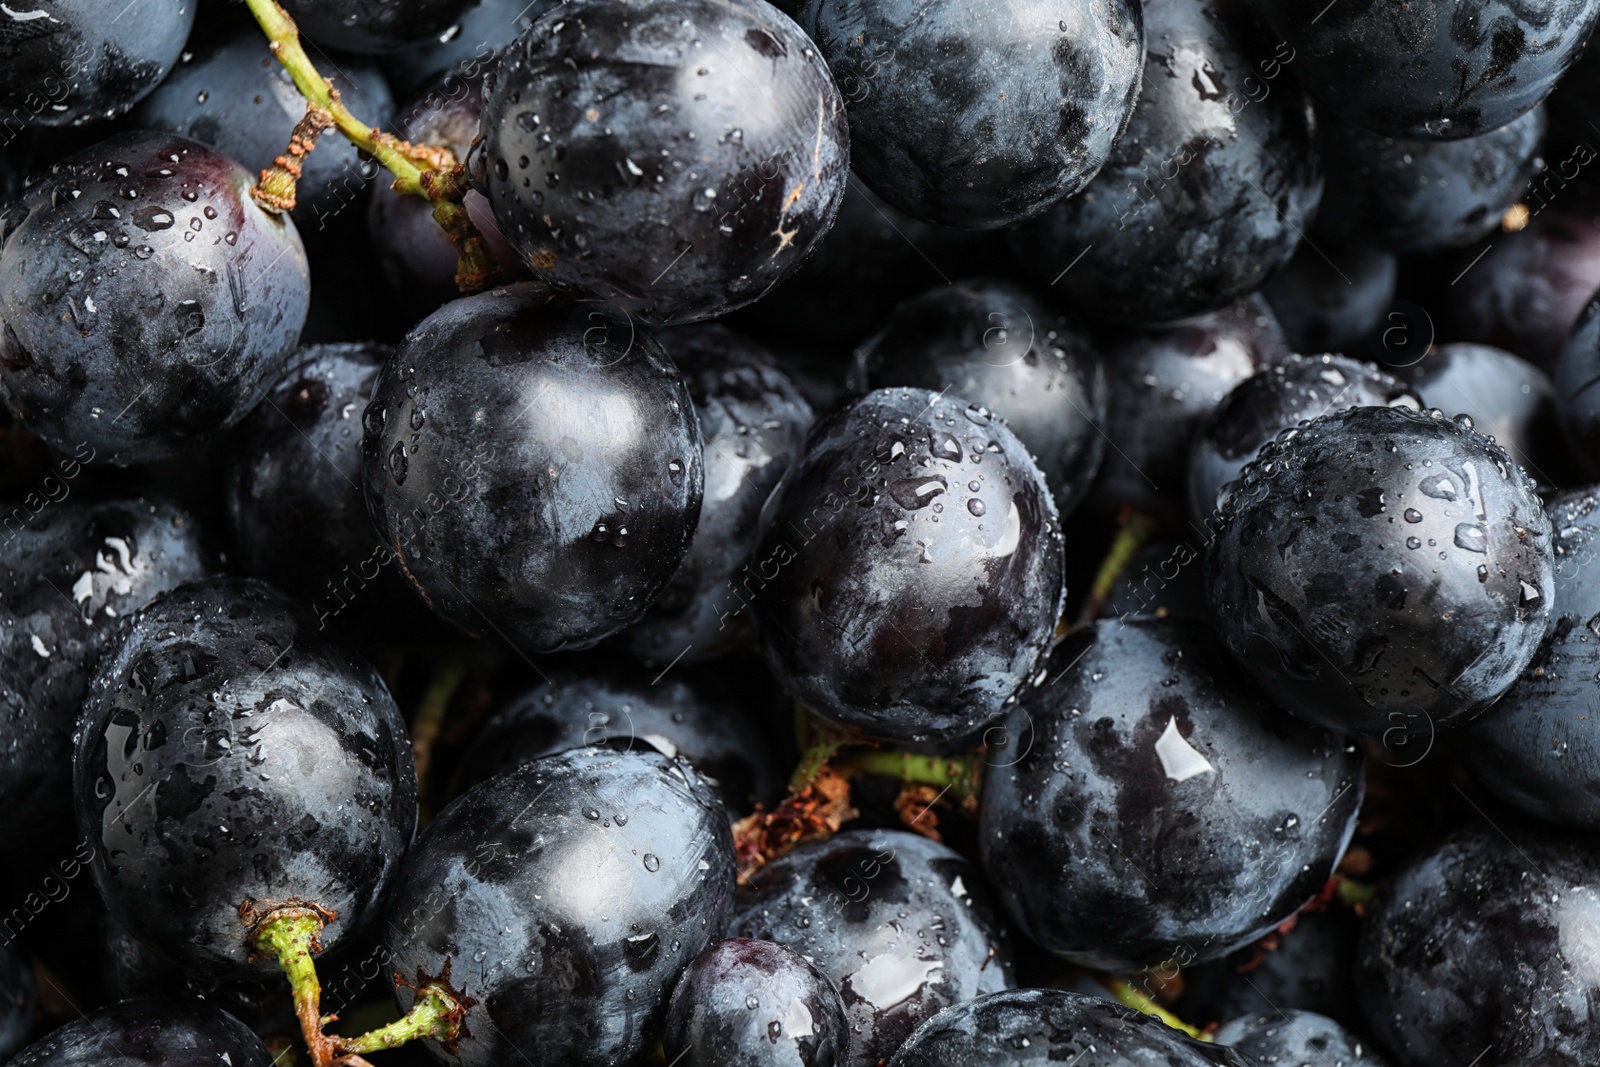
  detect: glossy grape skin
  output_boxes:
[730,829,1014,1067]
[0,498,210,852]
[226,342,415,621]
[1009,0,1320,324]
[1207,406,1555,742]
[382,0,553,98]
[0,0,195,128]
[0,131,311,466]
[664,938,849,1067]
[1174,907,1363,1031]
[6,998,276,1067]
[1404,342,1569,489]
[1556,297,1600,476]
[852,279,1107,521]
[620,324,814,667]
[361,285,704,653]
[1248,0,1600,140]
[797,0,1142,229]
[1314,109,1546,254]
[479,0,850,326]
[132,31,396,228]
[73,575,417,980]
[1215,1009,1389,1066]
[1088,296,1287,520]
[1262,245,1397,355]
[280,0,474,54]
[383,747,735,1067]
[1188,354,1421,527]
[749,387,1065,744]
[980,619,1363,971]
[1455,487,1600,830]
[1446,211,1600,371]
[1356,824,1600,1065]
[887,989,1258,1067]
[454,664,787,813]
[0,941,35,1061]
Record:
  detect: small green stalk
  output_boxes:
[836,748,982,800]
[411,655,469,801]
[240,0,442,193]
[789,713,847,792]
[241,0,498,291]
[1105,978,1210,1041]
[334,984,469,1056]
[1337,876,1376,909]
[247,906,337,1067]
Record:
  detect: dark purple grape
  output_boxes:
[132,30,396,228]
[749,387,1065,743]
[0,941,34,1061]
[382,0,554,98]
[620,324,814,667]
[1262,244,1398,355]
[0,498,210,852]
[1215,1009,1390,1066]
[1356,824,1600,1065]
[1314,109,1546,253]
[281,0,474,54]
[1087,295,1287,521]
[729,829,1014,1067]
[74,576,417,980]
[664,938,849,1067]
[6,998,275,1067]
[454,661,788,813]
[225,342,422,625]
[1009,0,1320,323]
[361,284,704,653]
[1207,406,1555,742]
[1188,353,1421,526]
[1249,0,1599,139]
[383,747,735,1067]
[0,131,311,465]
[1445,210,1600,370]
[1403,342,1570,489]
[852,278,1107,520]
[0,0,195,129]
[798,0,1143,228]
[979,618,1363,971]
[1456,486,1600,830]
[888,989,1257,1067]
[479,0,850,325]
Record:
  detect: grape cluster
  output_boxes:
[2,1,1600,1066]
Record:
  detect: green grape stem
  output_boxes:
[241,0,498,291]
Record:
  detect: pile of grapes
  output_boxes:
[2,0,1599,1064]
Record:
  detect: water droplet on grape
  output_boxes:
[1453,523,1486,553]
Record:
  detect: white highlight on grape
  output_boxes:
[1155,716,1215,782]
